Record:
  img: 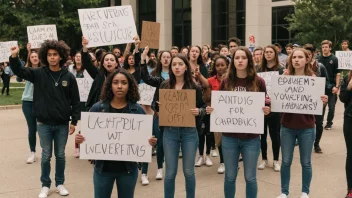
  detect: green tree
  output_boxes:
[286,0,352,51]
[0,0,107,57]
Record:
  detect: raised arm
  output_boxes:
[9,46,36,83]
[82,36,99,79]
[140,46,164,87]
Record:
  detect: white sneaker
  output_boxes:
[300,192,309,198]
[195,156,204,167]
[74,148,80,158]
[38,187,50,198]
[56,185,69,196]
[27,152,36,164]
[141,174,149,185]
[276,193,288,198]
[273,161,281,172]
[217,163,225,174]
[156,169,163,180]
[258,160,267,170]
[205,156,213,166]
[211,149,218,157]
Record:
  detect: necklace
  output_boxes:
[48,71,62,86]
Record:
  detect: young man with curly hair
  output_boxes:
[9,40,80,198]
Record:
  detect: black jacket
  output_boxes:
[9,57,80,125]
[340,75,352,117]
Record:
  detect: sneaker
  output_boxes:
[156,169,163,180]
[205,156,213,166]
[217,163,225,174]
[38,187,50,198]
[27,152,36,164]
[141,174,149,185]
[324,124,332,130]
[276,193,288,198]
[211,149,218,157]
[273,161,281,172]
[74,148,80,158]
[258,160,267,170]
[314,145,323,153]
[56,185,69,196]
[195,156,204,167]
[346,189,352,198]
[300,192,309,198]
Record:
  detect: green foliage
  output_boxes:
[286,0,352,51]
[0,0,106,54]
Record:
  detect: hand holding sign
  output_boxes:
[82,36,89,52]
[26,43,31,52]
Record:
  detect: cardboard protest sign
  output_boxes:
[159,89,196,127]
[27,25,58,49]
[78,5,138,48]
[76,77,94,102]
[80,112,153,162]
[210,91,265,134]
[140,21,160,49]
[0,41,17,63]
[138,83,156,105]
[257,71,279,97]
[270,76,326,115]
[336,51,352,70]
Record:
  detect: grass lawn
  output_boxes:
[0,82,25,88]
[0,88,24,105]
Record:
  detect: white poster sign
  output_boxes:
[270,75,326,115]
[27,25,58,49]
[77,77,94,102]
[138,83,156,105]
[80,112,153,162]
[210,91,265,134]
[0,41,18,63]
[78,5,138,48]
[336,51,352,70]
[257,71,279,97]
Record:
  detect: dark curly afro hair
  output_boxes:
[38,40,70,67]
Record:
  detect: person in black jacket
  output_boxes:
[9,40,80,198]
[340,71,352,198]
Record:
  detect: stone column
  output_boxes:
[156,0,172,49]
[191,0,211,46]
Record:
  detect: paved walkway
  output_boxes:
[0,102,348,198]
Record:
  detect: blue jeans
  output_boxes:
[163,127,198,198]
[22,101,37,152]
[222,135,260,198]
[37,123,69,188]
[142,115,164,174]
[94,167,138,198]
[280,126,315,195]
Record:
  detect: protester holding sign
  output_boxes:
[158,54,205,198]
[123,36,141,83]
[276,48,328,198]
[206,47,270,198]
[75,70,157,198]
[21,49,41,164]
[81,36,120,111]
[256,45,284,172]
[9,40,80,198]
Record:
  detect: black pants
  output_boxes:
[198,114,214,156]
[260,113,281,161]
[218,145,224,163]
[344,115,352,189]
[314,112,324,147]
[322,93,337,125]
[1,77,9,95]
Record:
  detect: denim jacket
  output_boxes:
[89,100,146,173]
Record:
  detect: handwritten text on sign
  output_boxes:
[78,6,138,48]
[77,77,94,102]
[270,76,325,115]
[80,112,153,162]
[257,71,279,97]
[27,25,58,49]
[210,91,265,134]
[140,21,160,49]
[159,89,196,127]
[0,41,18,63]
[336,51,352,70]
[138,84,156,105]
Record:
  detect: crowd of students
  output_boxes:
[6,35,352,198]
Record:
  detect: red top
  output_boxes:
[281,113,315,129]
[219,76,267,139]
[208,75,222,91]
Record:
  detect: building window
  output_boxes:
[115,0,121,6]
[272,6,295,53]
[172,0,192,48]
[137,0,156,34]
[211,0,246,49]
